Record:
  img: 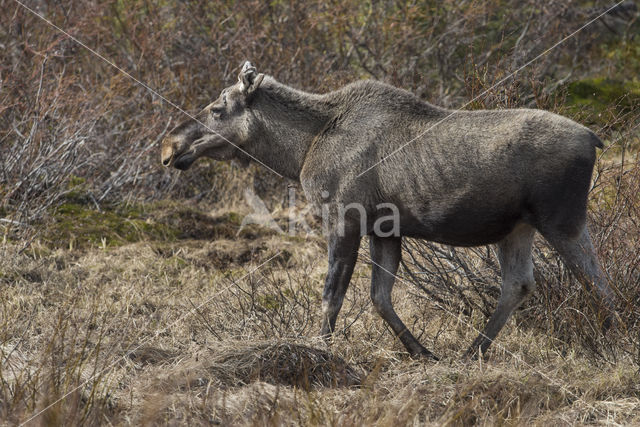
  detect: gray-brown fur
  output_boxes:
[161,61,613,359]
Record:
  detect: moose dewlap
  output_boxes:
[162,61,612,359]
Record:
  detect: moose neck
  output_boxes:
[247,79,337,180]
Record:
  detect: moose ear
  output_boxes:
[238,61,264,95]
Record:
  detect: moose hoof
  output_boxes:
[463,344,486,361]
[319,332,332,343]
[319,327,334,344]
[463,349,479,361]
[410,347,439,361]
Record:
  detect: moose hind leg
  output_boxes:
[465,223,536,359]
[543,224,614,328]
[370,236,438,359]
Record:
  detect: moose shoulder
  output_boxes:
[162,61,613,359]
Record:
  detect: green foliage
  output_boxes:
[567,78,640,107]
[563,77,640,127]
[44,202,179,250]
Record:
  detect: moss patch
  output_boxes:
[43,202,180,250]
[563,78,640,128]
[40,199,280,250]
[151,207,243,240]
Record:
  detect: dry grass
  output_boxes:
[1,206,640,425]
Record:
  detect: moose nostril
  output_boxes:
[162,157,171,167]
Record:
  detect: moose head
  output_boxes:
[161,61,264,170]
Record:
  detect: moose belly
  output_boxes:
[392,198,524,246]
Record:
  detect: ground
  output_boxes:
[1,202,639,425]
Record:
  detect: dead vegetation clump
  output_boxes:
[193,341,363,390]
[128,340,362,397]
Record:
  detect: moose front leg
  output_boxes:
[370,236,438,359]
[320,232,361,338]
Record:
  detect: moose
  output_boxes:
[161,61,613,359]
